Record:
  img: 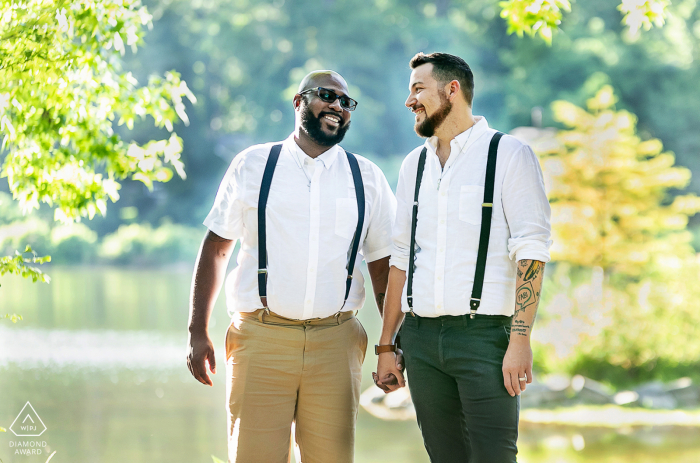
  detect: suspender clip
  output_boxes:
[469,298,480,319]
[258,269,267,274]
[482,203,493,207]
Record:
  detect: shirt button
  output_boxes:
[306,300,311,305]
[437,276,442,281]
[441,191,446,196]
[439,248,444,252]
[437,304,442,309]
[440,220,445,224]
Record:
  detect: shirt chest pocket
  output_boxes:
[459,185,484,226]
[335,198,358,240]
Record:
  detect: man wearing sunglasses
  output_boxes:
[186,70,396,463]
[374,53,551,462]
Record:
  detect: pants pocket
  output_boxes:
[356,318,368,363]
[502,323,512,349]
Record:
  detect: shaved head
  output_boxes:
[297,70,348,94]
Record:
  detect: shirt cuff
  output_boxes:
[202,219,238,241]
[389,254,409,272]
[364,245,393,263]
[508,239,553,263]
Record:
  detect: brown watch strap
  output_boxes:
[375,344,397,355]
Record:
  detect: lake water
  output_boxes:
[1,267,699,462]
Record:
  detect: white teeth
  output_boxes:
[324,115,340,126]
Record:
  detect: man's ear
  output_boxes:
[447,80,461,102]
[293,94,302,110]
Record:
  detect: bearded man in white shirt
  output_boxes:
[374,52,552,462]
[186,70,396,463]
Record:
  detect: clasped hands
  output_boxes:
[373,349,406,393]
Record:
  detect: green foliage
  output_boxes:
[0,244,50,287]
[618,0,670,36]
[0,0,195,223]
[540,85,700,276]
[532,86,700,386]
[2,313,22,323]
[499,0,572,44]
[98,222,201,265]
[211,456,225,463]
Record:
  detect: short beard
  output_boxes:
[300,102,350,147]
[414,90,452,138]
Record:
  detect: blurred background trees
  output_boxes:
[2,0,700,385]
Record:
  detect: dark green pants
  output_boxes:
[400,314,519,463]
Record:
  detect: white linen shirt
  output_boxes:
[390,117,552,317]
[204,134,396,320]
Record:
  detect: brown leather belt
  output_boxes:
[237,309,355,326]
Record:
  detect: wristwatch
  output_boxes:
[375,344,397,355]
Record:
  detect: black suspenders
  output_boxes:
[406,131,504,319]
[257,144,365,313]
[406,147,427,313]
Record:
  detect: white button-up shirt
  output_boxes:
[390,117,552,317]
[204,134,396,320]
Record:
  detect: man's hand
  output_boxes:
[374,350,405,393]
[187,331,217,387]
[501,338,533,397]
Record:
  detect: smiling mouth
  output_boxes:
[323,114,342,128]
[413,107,425,119]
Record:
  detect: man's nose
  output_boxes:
[328,98,343,111]
[405,94,416,108]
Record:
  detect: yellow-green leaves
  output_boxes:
[0,244,50,292]
[540,85,700,276]
[0,0,195,223]
[533,84,700,377]
[499,0,571,45]
[618,0,669,36]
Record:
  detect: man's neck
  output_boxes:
[294,128,332,159]
[434,113,477,167]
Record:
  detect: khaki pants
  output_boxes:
[225,310,368,463]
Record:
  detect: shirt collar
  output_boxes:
[283,133,341,170]
[425,115,489,157]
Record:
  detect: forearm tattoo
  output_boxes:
[513,260,545,337]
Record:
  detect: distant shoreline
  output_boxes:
[521,405,700,427]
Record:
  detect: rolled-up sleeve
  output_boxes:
[362,164,397,262]
[502,144,552,263]
[389,156,414,271]
[202,154,247,241]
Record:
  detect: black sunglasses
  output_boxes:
[298,87,358,111]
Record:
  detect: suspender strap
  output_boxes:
[406,147,427,313]
[469,131,504,318]
[257,144,282,308]
[256,145,365,311]
[343,151,365,305]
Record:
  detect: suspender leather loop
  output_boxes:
[470,131,503,318]
[406,147,427,314]
[406,133,503,318]
[256,144,365,312]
